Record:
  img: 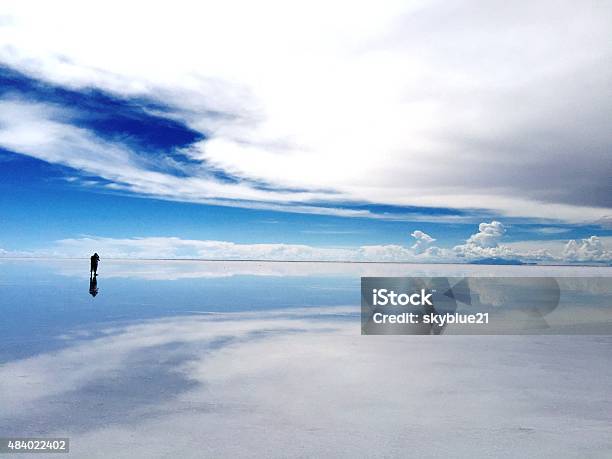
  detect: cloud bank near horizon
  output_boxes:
[0,1,611,223]
[2,221,610,265]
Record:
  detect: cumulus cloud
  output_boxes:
[453,221,514,259]
[454,222,611,263]
[0,1,611,222]
[467,221,506,249]
[39,235,449,263]
[453,220,558,262]
[1,220,609,264]
[563,236,612,263]
[410,230,436,255]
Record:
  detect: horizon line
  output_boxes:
[0,256,609,268]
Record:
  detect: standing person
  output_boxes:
[90,252,100,276]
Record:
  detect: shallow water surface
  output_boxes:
[0,260,611,458]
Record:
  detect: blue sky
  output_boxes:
[1,141,609,264]
[0,1,610,263]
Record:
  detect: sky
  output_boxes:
[0,0,610,263]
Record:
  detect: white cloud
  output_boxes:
[563,236,612,263]
[0,1,611,222]
[453,221,516,260]
[410,230,436,254]
[42,235,449,263]
[0,99,353,212]
[2,220,609,264]
[530,227,572,235]
[0,98,478,222]
[467,221,506,249]
[453,222,612,263]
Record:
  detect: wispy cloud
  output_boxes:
[0,97,481,222]
[0,1,611,222]
[528,227,573,235]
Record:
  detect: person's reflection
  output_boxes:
[89,274,99,297]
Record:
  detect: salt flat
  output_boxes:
[0,260,610,458]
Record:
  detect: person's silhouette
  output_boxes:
[89,275,99,297]
[90,252,100,276]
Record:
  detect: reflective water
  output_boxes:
[0,260,611,458]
